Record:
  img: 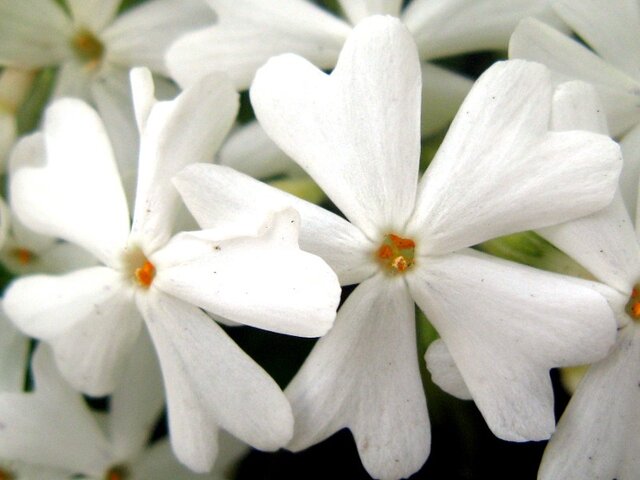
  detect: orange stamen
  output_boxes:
[376,233,416,274]
[12,248,33,265]
[71,29,104,67]
[105,466,128,480]
[389,234,415,249]
[625,284,640,321]
[377,244,393,259]
[0,469,13,480]
[134,260,155,288]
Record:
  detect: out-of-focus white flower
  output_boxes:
[2,68,340,472]
[168,0,562,178]
[0,0,214,198]
[0,302,52,478]
[0,68,34,172]
[0,198,97,275]
[175,16,622,480]
[0,344,247,479]
[509,1,640,218]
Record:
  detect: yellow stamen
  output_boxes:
[392,255,408,272]
[134,260,155,288]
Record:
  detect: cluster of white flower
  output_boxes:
[0,1,636,479]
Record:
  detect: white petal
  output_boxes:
[509,18,640,137]
[286,274,430,480]
[130,439,203,480]
[0,345,113,475]
[109,329,165,461]
[424,339,471,401]
[217,121,301,179]
[408,60,623,254]
[47,283,143,397]
[139,292,293,473]
[619,123,640,224]
[166,0,350,90]
[91,67,140,206]
[408,249,617,441]
[337,0,402,24]
[51,60,93,100]
[6,463,73,479]
[0,113,16,174]
[539,193,640,295]
[3,268,142,396]
[420,62,473,137]
[538,324,640,480]
[0,197,11,252]
[0,68,30,170]
[3,267,124,339]
[0,224,98,275]
[0,302,29,392]
[130,67,156,133]
[404,0,556,59]
[36,241,100,274]
[154,208,340,337]
[4,206,55,255]
[539,82,640,293]
[130,72,238,253]
[174,163,376,285]
[0,0,72,67]
[67,0,120,32]
[553,0,640,77]
[550,80,609,134]
[251,16,421,239]
[104,0,216,76]
[9,100,130,266]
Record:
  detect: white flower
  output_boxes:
[509,0,640,219]
[174,16,622,480]
[0,344,247,479]
[3,68,340,472]
[0,197,97,275]
[510,78,640,480]
[0,68,34,172]
[168,0,562,178]
[0,0,215,198]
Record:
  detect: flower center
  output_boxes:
[71,29,104,66]
[105,465,129,480]
[11,247,35,265]
[134,260,156,288]
[376,233,416,274]
[123,246,156,289]
[625,284,640,322]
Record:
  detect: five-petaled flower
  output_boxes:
[174,16,623,480]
